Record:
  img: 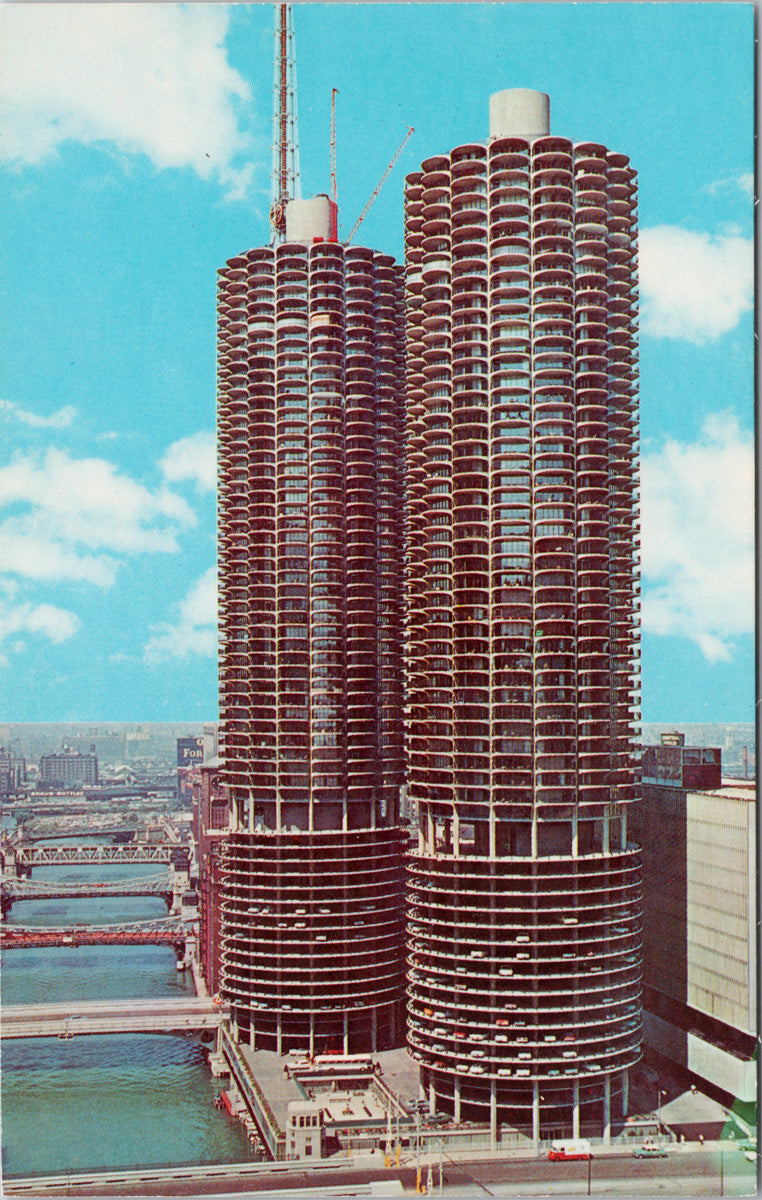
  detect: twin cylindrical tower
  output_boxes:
[216,90,642,1136]
[217,237,407,1053]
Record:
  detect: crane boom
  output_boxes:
[345,127,414,246]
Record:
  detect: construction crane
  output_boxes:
[269,3,300,243]
[345,126,414,246]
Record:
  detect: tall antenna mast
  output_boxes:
[270,3,300,243]
[329,88,339,241]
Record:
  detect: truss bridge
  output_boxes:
[3,842,184,870]
[0,917,189,951]
[1,871,174,905]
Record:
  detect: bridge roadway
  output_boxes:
[1,871,174,903]
[0,917,188,950]
[1,996,225,1039]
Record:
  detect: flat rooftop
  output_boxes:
[317,1087,388,1125]
[238,1046,304,1131]
[374,1047,423,1108]
[241,1045,422,1134]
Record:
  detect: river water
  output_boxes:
[1,855,252,1179]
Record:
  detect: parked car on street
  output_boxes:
[633,1143,668,1158]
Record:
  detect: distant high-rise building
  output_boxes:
[0,747,25,798]
[216,196,408,1056]
[403,90,641,1140]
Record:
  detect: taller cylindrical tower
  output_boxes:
[403,92,641,1138]
[217,216,407,1055]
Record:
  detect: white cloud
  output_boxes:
[144,566,218,661]
[1,399,77,429]
[705,172,754,201]
[0,599,80,649]
[0,448,196,586]
[0,4,255,196]
[639,226,753,344]
[160,431,216,493]
[641,413,754,663]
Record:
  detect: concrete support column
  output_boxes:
[490,1080,497,1149]
[532,1082,540,1147]
[452,810,460,857]
[371,1007,378,1053]
[571,812,578,858]
[273,793,279,835]
[342,798,349,832]
[276,1013,282,1056]
[249,1021,256,1050]
[453,1076,461,1125]
[602,812,610,855]
[309,1013,314,1059]
[489,807,496,858]
[572,1081,580,1139]
[343,1011,349,1055]
[531,814,538,858]
[621,811,627,850]
[429,1076,436,1114]
[603,1076,611,1144]
[427,808,435,854]
[621,1068,629,1117]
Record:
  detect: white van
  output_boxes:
[548,1139,592,1161]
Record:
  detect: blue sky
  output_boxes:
[0,2,754,723]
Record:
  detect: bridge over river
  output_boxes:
[0,917,190,950]
[1,996,225,1039]
[0,843,191,916]
[1,871,174,904]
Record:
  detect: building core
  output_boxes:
[403,90,642,1140]
[217,197,408,1057]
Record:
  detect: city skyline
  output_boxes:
[0,2,754,724]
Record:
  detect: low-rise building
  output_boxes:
[194,757,229,995]
[286,1099,322,1160]
[38,746,98,790]
[632,737,756,1107]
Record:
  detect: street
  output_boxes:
[4,1145,757,1198]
